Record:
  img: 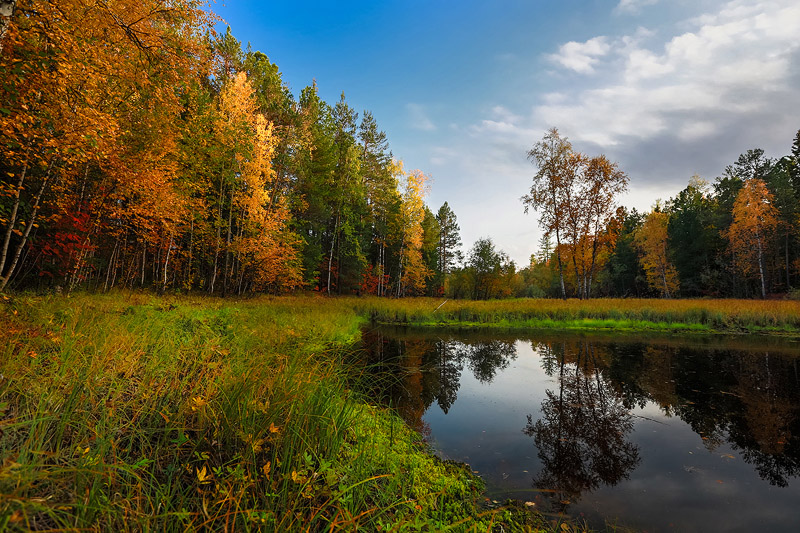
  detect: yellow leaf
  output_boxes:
[197,465,212,484]
[251,438,265,453]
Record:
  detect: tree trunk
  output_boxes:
[554,228,567,300]
[222,199,234,296]
[210,178,226,294]
[162,232,174,293]
[0,157,55,291]
[0,1,16,56]
[104,239,119,292]
[0,146,30,281]
[757,232,766,298]
[327,210,340,295]
[140,244,146,287]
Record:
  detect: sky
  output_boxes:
[213,0,800,267]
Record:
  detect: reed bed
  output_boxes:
[1,293,522,531]
[352,297,800,334]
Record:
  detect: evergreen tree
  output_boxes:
[421,207,441,295]
[605,208,646,297]
[435,201,462,293]
[667,177,718,296]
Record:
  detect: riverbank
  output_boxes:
[353,297,800,336]
[1,293,561,531]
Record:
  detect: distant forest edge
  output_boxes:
[1,3,799,299]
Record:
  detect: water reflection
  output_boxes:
[360,330,518,429]
[359,327,800,530]
[523,341,640,512]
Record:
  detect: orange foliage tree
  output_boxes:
[724,178,779,298]
[565,156,628,299]
[0,0,213,290]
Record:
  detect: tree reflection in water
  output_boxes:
[524,341,640,512]
[359,328,800,492]
[359,330,516,425]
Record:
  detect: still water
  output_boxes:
[360,327,800,532]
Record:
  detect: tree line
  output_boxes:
[3,2,799,299]
[433,126,800,300]
[503,128,800,300]
[0,2,461,296]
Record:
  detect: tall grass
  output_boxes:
[0,294,499,531]
[352,297,800,334]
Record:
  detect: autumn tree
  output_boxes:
[396,169,431,296]
[634,209,679,298]
[566,155,628,299]
[226,73,302,292]
[524,128,574,299]
[724,179,779,298]
[524,130,628,299]
[0,0,213,291]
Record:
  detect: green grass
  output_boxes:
[351,297,800,335]
[6,292,737,531]
[2,293,558,532]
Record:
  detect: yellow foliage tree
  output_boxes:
[219,72,302,292]
[397,169,431,296]
[634,210,679,298]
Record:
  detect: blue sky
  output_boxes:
[214,0,800,266]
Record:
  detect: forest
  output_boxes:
[2,1,800,300]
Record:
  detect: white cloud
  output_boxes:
[615,0,660,15]
[443,0,800,268]
[537,0,800,150]
[411,0,800,268]
[406,103,436,131]
[547,36,611,74]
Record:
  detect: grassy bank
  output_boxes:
[352,297,800,335]
[1,294,554,531]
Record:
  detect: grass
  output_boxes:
[351,297,800,335]
[8,292,775,531]
[2,293,563,532]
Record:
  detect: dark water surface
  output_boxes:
[359,327,800,532]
